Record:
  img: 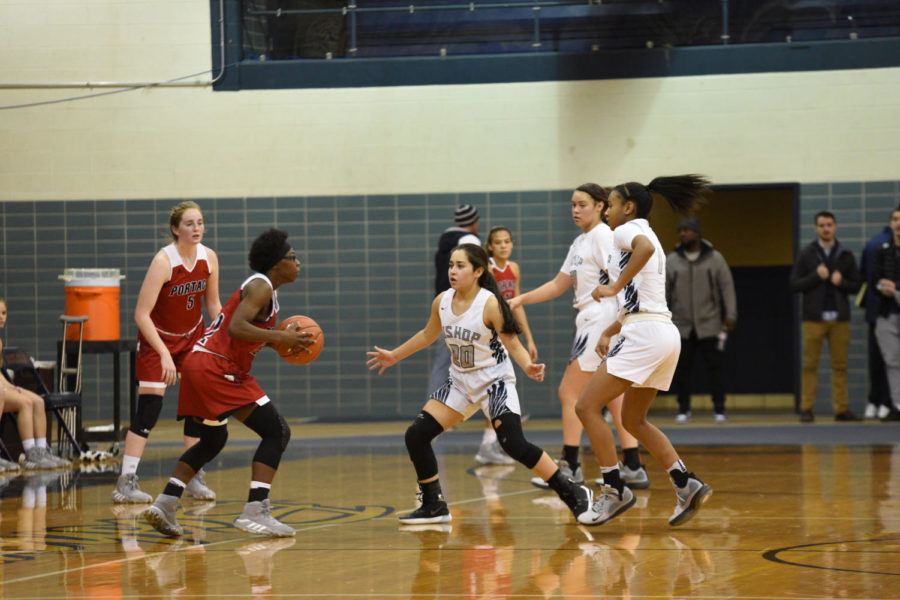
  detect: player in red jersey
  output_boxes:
[112,202,222,505]
[474,226,539,466]
[144,228,312,538]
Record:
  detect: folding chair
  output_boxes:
[0,315,89,459]
[2,355,26,461]
[2,346,84,459]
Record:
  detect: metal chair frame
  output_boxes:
[0,315,90,459]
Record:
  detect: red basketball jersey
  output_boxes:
[194,274,279,374]
[491,259,517,301]
[150,243,211,335]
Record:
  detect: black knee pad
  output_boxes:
[405,411,443,454]
[243,403,291,469]
[183,415,203,438]
[494,412,543,469]
[129,394,163,438]
[405,411,444,481]
[181,420,228,472]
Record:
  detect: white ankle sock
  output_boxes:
[122,455,140,476]
[481,427,497,444]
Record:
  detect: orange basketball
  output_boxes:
[274,315,324,365]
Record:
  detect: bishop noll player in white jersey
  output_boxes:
[575,175,715,528]
[368,243,593,525]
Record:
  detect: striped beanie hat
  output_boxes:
[455,204,479,227]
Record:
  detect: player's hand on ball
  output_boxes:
[366,346,396,374]
[526,362,545,382]
[281,324,314,351]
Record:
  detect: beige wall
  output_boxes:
[2,1,899,201]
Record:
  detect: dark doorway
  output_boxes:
[651,184,799,397]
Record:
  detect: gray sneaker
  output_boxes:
[577,484,635,526]
[0,457,21,472]
[38,446,71,468]
[111,473,153,504]
[622,463,650,489]
[184,469,216,501]
[234,499,296,537]
[474,440,515,465]
[594,463,650,490]
[21,447,57,470]
[531,459,583,489]
[669,474,712,526]
[144,494,184,537]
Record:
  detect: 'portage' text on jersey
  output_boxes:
[168,280,207,297]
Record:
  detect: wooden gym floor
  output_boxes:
[1,414,898,599]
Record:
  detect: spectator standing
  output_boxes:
[665,218,737,423]
[860,223,893,419]
[868,205,900,422]
[788,211,863,423]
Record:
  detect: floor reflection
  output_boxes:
[0,437,897,599]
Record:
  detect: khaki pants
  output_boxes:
[801,320,849,413]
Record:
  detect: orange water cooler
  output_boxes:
[59,268,125,341]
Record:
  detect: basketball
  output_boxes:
[274,315,324,365]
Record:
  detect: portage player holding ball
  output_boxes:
[144,228,315,538]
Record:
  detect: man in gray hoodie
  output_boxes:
[665,218,738,423]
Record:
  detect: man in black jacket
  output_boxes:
[789,211,863,422]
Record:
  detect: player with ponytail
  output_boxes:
[576,174,714,527]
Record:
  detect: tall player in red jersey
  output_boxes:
[144,228,312,538]
[112,202,222,505]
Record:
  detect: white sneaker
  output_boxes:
[474,440,515,465]
[713,413,728,424]
[596,463,650,489]
[621,463,650,489]
[864,403,877,419]
[669,475,713,526]
[184,469,216,501]
[144,494,184,537]
[234,499,296,537]
[877,404,891,420]
[674,412,691,424]
[577,485,635,526]
[111,473,153,504]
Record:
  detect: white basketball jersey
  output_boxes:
[439,288,513,376]
[560,223,614,311]
[609,219,670,316]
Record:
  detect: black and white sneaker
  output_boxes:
[398,492,451,525]
[559,483,593,519]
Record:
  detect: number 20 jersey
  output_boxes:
[439,288,514,379]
